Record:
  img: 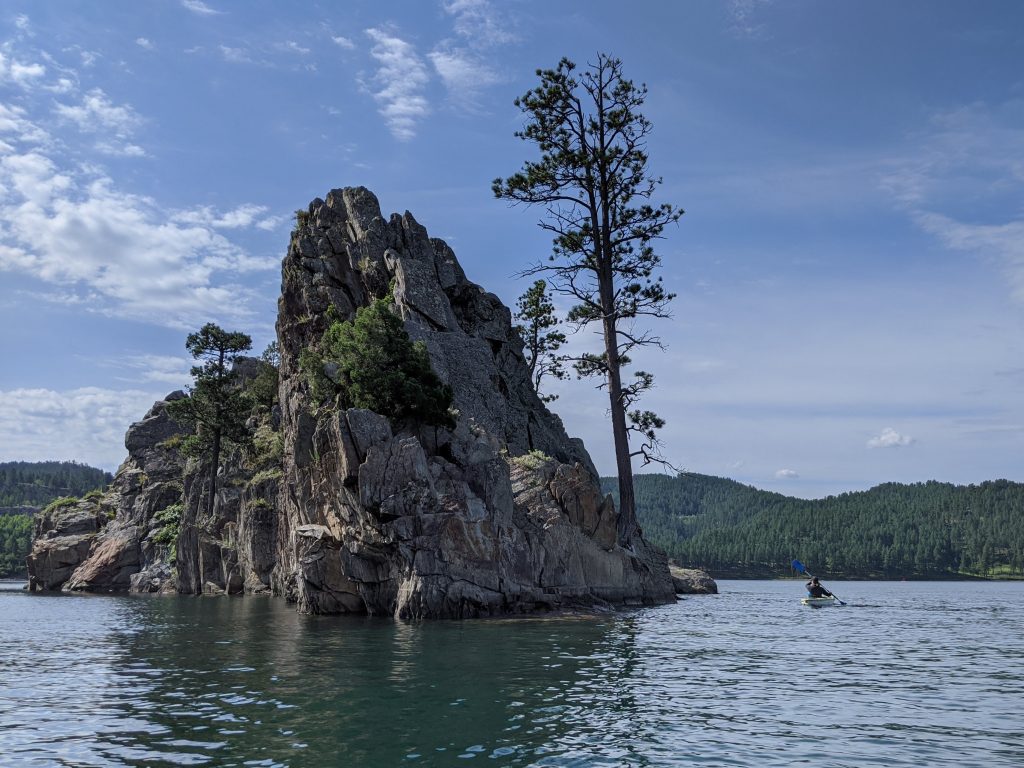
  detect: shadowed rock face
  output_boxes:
[274,187,675,617]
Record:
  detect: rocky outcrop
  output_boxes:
[27,499,109,590]
[28,185,682,619]
[274,187,675,617]
[669,565,718,594]
[59,394,188,593]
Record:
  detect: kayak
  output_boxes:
[801,596,840,607]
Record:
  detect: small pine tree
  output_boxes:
[303,299,454,428]
[167,323,253,517]
[514,280,567,403]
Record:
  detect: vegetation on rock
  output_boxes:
[301,299,454,428]
[494,54,682,545]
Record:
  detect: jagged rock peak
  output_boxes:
[274,186,675,618]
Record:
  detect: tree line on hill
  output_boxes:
[0,461,112,509]
[602,473,1024,578]
[0,461,112,578]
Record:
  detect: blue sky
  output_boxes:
[0,0,1021,498]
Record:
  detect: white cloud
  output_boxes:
[276,40,310,55]
[54,87,142,136]
[428,47,500,107]
[182,0,223,16]
[364,28,430,141]
[0,51,47,88]
[171,203,283,231]
[331,35,355,50]
[0,150,274,328]
[775,469,799,479]
[136,37,154,50]
[0,102,51,145]
[14,14,30,32]
[219,45,251,64]
[0,41,276,329]
[442,0,517,47]
[0,387,166,471]
[867,427,915,449]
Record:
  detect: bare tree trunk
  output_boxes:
[599,260,638,545]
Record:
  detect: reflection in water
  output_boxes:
[1,581,1023,766]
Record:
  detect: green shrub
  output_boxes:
[301,299,455,428]
[248,423,283,467]
[153,503,184,564]
[248,467,283,487]
[42,496,78,515]
[511,449,551,471]
[158,433,186,452]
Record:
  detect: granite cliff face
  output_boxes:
[273,187,675,617]
[28,394,187,593]
[28,185,684,616]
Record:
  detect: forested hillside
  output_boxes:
[0,461,112,578]
[0,461,112,508]
[602,474,1024,579]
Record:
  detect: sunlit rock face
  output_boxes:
[273,187,675,618]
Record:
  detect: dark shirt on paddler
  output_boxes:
[806,582,832,598]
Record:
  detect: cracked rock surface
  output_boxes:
[275,187,675,617]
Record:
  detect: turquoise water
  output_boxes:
[1,580,1021,766]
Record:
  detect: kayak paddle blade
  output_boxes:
[791,559,807,574]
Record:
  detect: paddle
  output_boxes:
[791,559,846,605]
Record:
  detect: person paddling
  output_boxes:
[805,576,833,598]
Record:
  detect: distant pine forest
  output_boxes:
[0,461,112,578]
[603,474,1024,579]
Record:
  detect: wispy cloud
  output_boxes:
[171,203,284,231]
[331,35,355,50]
[442,0,517,47]
[53,87,145,157]
[275,40,311,56]
[775,468,799,479]
[882,100,1024,304]
[428,47,500,108]
[136,37,154,50]
[219,45,252,64]
[867,427,915,449]
[0,51,46,88]
[728,0,773,39]
[182,0,223,16]
[364,27,430,141]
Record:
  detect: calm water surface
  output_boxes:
[1,580,1021,767]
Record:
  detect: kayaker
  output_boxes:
[805,577,833,598]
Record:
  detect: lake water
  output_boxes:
[1,580,1021,767]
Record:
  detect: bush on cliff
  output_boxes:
[301,299,455,428]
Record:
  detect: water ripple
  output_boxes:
[1,580,1022,766]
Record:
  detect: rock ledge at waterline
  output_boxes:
[28,186,703,618]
